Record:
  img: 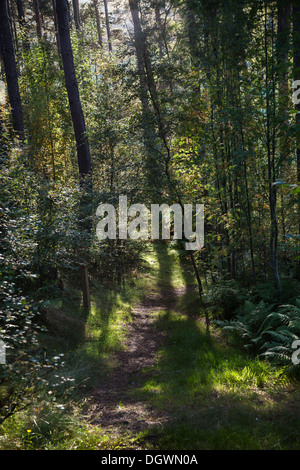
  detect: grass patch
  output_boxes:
[131,306,300,450]
[0,243,167,449]
[0,402,145,450]
[1,241,300,450]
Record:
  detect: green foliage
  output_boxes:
[89,238,146,286]
[1,0,300,450]
[204,280,245,320]
[215,299,300,366]
[245,279,300,307]
[0,276,67,424]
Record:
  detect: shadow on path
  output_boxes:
[84,242,191,435]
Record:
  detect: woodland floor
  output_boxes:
[78,245,300,450]
[2,244,300,450]
[84,285,191,439]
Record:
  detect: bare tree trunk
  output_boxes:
[277,1,292,112]
[16,0,30,51]
[129,0,168,192]
[277,1,292,161]
[52,0,61,56]
[154,4,163,58]
[186,4,199,68]
[241,130,257,285]
[276,1,292,267]
[94,0,103,48]
[0,0,24,140]
[264,4,280,289]
[16,0,26,28]
[8,0,18,54]
[129,0,149,111]
[103,0,112,52]
[72,0,81,31]
[130,0,170,167]
[33,0,42,39]
[55,0,92,185]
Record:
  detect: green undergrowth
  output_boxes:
[0,242,186,450]
[1,242,300,450]
[130,306,300,450]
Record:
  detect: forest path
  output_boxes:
[84,283,190,441]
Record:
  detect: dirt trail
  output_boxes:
[85,286,189,435]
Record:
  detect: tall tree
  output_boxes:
[0,0,24,140]
[52,0,61,56]
[129,0,205,313]
[16,0,30,51]
[154,1,163,59]
[128,0,167,194]
[33,0,43,39]
[72,0,81,31]
[103,0,113,52]
[55,0,92,185]
[94,0,103,48]
[16,0,26,28]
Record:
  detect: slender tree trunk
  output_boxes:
[276,1,292,265]
[264,4,280,289]
[242,139,257,285]
[52,0,61,57]
[103,0,112,52]
[129,0,161,194]
[55,0,92,185]
[129,0,171,192]
[0,0,24,140]
[129,3,169,166]
[94,0,103,48]
[277,1,292,117]
[129,0,149,110]
[154,4,163,58]
[186,3,199,68]
[16,0,25,28]
[33,0,42,39]
[16,0,30,51]
[72,0,81,31]
[8,0,18,54]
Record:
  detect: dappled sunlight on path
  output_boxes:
[85,287,189,434]
[83,243,194,435]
